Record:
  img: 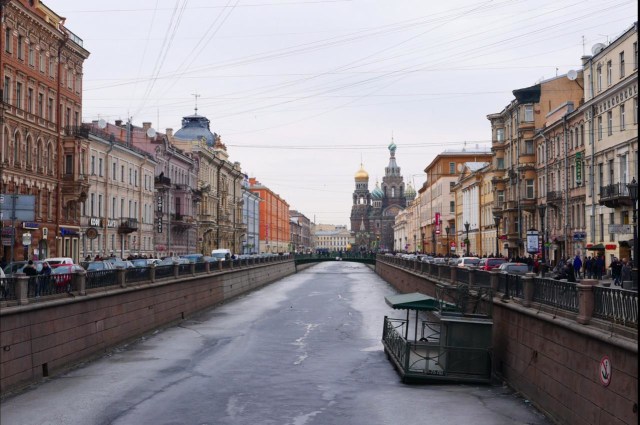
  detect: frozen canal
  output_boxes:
[1,262,550,425]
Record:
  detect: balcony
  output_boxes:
[547,190,563,205]
[61,173,90,203]
[171,213,192,230]
[599,183,632,208]
[63,125,90,138]
[118,218,138,234]
[492,200,504,215]
[154,175,171,189]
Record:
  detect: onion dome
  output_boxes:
[173,114,216,146]
[405,183,416,200]
[372,182,384,199]
[354,164,369,181]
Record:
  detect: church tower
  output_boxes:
[350,164,371,233]
[381,141,406,209]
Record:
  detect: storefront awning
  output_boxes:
[587,243,605,250]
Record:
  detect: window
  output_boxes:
[635,98,638,125]
[38,93,43,116]
[634,42,638,70]
[607,111,612,136]
[497,157,504,169]
[98,158,103,176]
[121,165,124,182]
[597,65,602,91]
[450,201,455,213]
[90,193,95,217]
[27,88,33,113]
[4,28,11,53]
[620,104,625,130]
[65,154,73,175]
[449,181,455,192]
[90,155,95,175]
[112,163,116,180]
[524,140,534,154]
[47,98,53,121]
[17,35,23,59]
[524,105,534,122]
[134,170,138,186]
[525,179,534,198]
[129,168,132,184]
[496,128,504,142]
[597,116,603,140]
[15,82,22,109]
[3,77,9,103]
[98,195,103,217]
[39,51,45,72]
[112,197,117,218]
[28,44,34,66]
[49,58,55,77]
[606,60,612,86]
[449,162,455,174]
[619,51,625,78]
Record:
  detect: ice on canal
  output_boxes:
[0,262,550,425]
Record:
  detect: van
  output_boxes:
[210,249,231,261]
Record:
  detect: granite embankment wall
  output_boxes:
[376,261,638,425]
[0,261,296,395]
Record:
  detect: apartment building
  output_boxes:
[289,210,311,253]
[1,0,90,262]
[249,177,290,254]
[242,176,261,255]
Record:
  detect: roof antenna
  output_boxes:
[192,92,200,115]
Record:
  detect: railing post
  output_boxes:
[576,279,598,325]
[468,268,476,287]
[218,259,223,271]
[116,266,126,288]
[190,262,196,276]
[75,269,87,296]
[150,263,156,282]
[522,273,535,307]
[15,273,29,305]
[205,261,210,273]
[490,270,500,294]
[450,265,456,284]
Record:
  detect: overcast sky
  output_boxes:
[52,0,637,226]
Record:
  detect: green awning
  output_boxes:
[587,243,605,250]
[385,292,457,312]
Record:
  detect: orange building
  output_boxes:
[248,178,290,253]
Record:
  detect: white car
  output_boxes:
[457,257,481,268]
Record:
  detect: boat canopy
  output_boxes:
[384,292,457,312]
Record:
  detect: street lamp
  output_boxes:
[538,204,547,274]
[626,177,638,290]
[445,226,450,257]
[493,216,501,258]
[464,221,470,256]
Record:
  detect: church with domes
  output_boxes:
[350,142,415,251]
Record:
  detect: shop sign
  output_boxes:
[22,222,39,229]
[60,228,78,236]
[106,219,118,228]
[575,152,582,185]
[605,244,617,250]
[89,217,102,227]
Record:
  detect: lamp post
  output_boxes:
[493,216,501,258]
[445,226,450,257]
[464,221,470,256]
[626,177,638,290]
[538,204,547,274]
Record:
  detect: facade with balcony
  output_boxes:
[81,124,157,259]
[488,74,583,259]
[171,115,245,255]
[582,22,638,264]
[0,0,89,263]
[419,149,492,256]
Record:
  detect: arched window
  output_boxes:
[47,141,54,173]
[37,138,44,170]
[13,131,21,166]
[25,135,32,166]
[2,128,9,163]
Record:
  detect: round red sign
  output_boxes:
[599,356,612,386]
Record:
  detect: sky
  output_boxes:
[50,0,637,227]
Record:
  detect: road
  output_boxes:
[1,262,550,425]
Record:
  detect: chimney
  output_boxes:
[115,119,122,127]
[142,122,151,131]
[166,128,173,138]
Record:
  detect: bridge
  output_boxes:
[294,252,376,267]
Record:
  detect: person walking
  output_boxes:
[573,254,583,280]
[23,260,39,297]
[610,257,623,286]
[595,255,605,280]
[39,262,52,296]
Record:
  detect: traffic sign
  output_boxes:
[599,356,612,386]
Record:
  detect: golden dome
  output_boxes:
[354,164,369,180]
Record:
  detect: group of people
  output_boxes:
[548,254,633,285]
[22,260,52,298]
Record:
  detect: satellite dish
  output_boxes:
[98,118,107,129]
[146,127,156,138]
[567,69,578,81]
[591,43,606,55]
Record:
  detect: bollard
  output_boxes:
[576,279,598,325]
[490,270,500,294]
[173,261,180,279]
[190,262,196,276]
[521,273,535,307]
[15,273,29,305]
[75,269,87,296]
[116,266,126,288]
[150,263,156,282]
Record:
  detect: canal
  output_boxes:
[0,262,550,424]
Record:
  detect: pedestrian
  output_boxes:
[23,260,39,297]
[610,257,622,286]
[39,262,52,296]
[565,260,576,283]
[572,254,582,280]
[595,255,605,280]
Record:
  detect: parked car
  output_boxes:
[131,259,150,268]
[45,257,75,269]
[457,257,480,268]
[497,262,529,275]
[480,258,507,271]
[51,264,85,287]
[3,260,45,276]
[210,249,231,261]
[159,256,190,266]
[419,255,434,263]
[432,257,447,265]
[181,254,205,263]
[84,261,115,271]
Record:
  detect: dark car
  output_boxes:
[497,262,529,275]
[481,258,507,271]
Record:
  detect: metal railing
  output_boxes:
[86,270,118,289]
[178,264,191,276]
[533,278,579,312]
[125,267,151,284]
[593,286,638,327]
[155,265,174,279]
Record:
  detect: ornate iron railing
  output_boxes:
[593,286,638,327]
[456,267,469,285]
[125,267,151,283]
[86,270,118,289]
[154,265,174,279]
[532,278,579,312]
